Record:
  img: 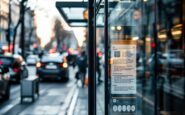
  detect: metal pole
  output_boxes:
[104,0,109,114]
[154,0,159,115]
[88,0,96,115]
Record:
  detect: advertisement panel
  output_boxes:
[110,40,137,115]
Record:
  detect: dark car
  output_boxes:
[36,53,69,81]
[0,65,10,100]
[0,54,28,83]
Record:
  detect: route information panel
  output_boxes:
[110,40,137,115]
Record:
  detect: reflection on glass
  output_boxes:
[107,0,184,115]
[63,8,86,19]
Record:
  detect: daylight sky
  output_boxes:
[28,0,86,47]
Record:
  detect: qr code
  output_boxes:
[114,51,120,57]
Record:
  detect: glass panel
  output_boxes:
[70,22,87,26]
[107,0,184,115]
[108,1,155,115]
[96,4,105,115]
[98,8,104,14]
[63,8,86,20]
[97,14,104,26]
[157,0,185,115]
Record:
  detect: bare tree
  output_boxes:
[53,18,69,51]
[53,19,62,50]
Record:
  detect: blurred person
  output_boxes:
[76,51,87,87]
[97,52,102,84]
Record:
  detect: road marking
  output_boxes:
[0,84,48,115]
[0,98,20,114]
[67,89,79,115]
[40,89,46,95]
[11,86,20,94]
[58,85,77,114]
[67,81,75,87]
[137,93,154,106]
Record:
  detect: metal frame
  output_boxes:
[56,1,117,27]
[154,0,158,115]
[88,0,96,115]
[103,0,158,115]
[103,0,185,114]
[104,0,109,114]
[56,2,88,27]
[55,1,119,115]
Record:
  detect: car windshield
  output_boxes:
[28,55,38,58]
[41,55,63,62]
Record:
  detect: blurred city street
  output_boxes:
[0,66,104,115]
[0,0,184,115]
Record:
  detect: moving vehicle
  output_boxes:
[0,65,10,100]
[36,53,69,81]
[0,54,28,83]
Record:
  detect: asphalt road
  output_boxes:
[0,65,156,115]
[0,66,77,115]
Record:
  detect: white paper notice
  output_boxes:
[111,41,136,94]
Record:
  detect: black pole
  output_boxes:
[154,0,158,115]
[88,0,96,115]
[104,0,109,114]
[20,0,25,59]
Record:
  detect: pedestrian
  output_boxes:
[96,52,102,84]
[75,51,87,87]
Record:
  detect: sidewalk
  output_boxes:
[73,83,104,115]
[73,88,88,115]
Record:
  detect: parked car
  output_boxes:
[36,53,69,81]
[0,65,10,100]
[0,54,28,83]
[26,55,39,66]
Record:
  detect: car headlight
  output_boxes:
[3,73,10,80]
[63,63,68,68]
[36,62,42,68]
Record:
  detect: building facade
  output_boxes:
[0,0,9,47]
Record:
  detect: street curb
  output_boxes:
[67,88,79,115]
[57,83,78,115]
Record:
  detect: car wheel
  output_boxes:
[62,77,69,82]
[64,70,69,82]
[2,83,10,100]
